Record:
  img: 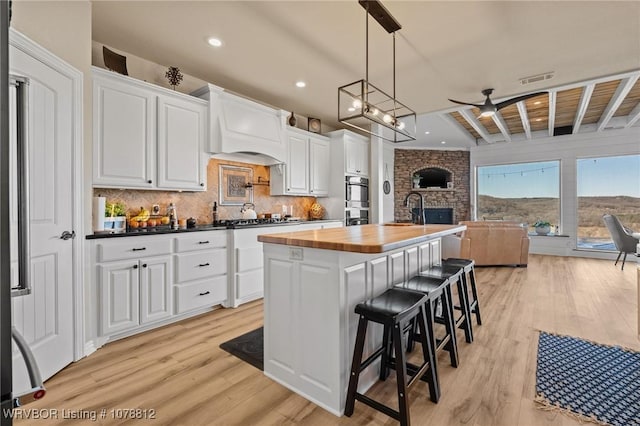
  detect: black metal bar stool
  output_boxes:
[344,288,439,426]
[395,273,460,369]
[443,258,482,326]
[419,263,474,343]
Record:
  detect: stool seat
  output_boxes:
[396,275,446,293]
[355,288,428,324]
[444,258,475,270]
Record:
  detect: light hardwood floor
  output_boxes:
[15,255,640,425]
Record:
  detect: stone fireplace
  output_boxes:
[395,149,470,223]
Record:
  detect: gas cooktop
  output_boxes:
[216,218,301,229]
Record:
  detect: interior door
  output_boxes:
[10,45,74,393]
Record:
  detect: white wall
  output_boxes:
[470,127,640,259]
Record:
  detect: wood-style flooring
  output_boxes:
[15,255,640,425]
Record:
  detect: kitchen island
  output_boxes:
[257,223,465,416]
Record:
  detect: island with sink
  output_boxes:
[257,223,465,416]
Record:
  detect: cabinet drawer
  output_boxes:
[174,231,227,253]
[97,238,172,262]
[174,276,227,314]
[175,249,226,283]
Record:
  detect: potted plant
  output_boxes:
[533,220,551,235]
[412,173,421,189]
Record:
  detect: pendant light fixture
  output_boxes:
[338,0,416,142]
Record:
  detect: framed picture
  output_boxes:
[219,165,253,205]
[308,117,321,133]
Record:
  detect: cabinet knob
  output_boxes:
[133,264,138,269]
[142,263,147,268]
[200,183,204,187]
[147,180,152,184]
[198,291,210,296]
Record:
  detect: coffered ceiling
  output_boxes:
[91,1,640,149]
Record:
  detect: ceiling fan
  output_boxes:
[449,88,547,118]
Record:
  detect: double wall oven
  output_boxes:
[345,176,369,226]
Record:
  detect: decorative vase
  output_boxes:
[535,225,550,235]
[413,178,421,189]
[288,112,297,127]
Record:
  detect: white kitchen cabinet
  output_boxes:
[344,134,369,176]
[93,72,156,188]
[98,255,171,336]
[157,94,207,190]
[93,67,208,191]
[270,129,330,197]
[309,136,330,196]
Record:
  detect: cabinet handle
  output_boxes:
[142,263,147,268]
[198,291,210,296]
[147,180,152,184]
[198,241,210,244]
[133,264,138,269]
[132,247,146,252]
[198,263,210,267]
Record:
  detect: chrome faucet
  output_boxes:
[404,191,425,225]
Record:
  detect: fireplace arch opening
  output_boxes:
[413,167,452,189]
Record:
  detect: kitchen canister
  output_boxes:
[92,196,106,232]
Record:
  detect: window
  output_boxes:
[476,161,560,232]
[576,154,640,250]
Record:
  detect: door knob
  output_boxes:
[59,230,75,240]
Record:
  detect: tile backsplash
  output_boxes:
[94,158,317,225]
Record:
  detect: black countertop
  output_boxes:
[86,220,342,240]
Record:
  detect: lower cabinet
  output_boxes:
[99,255,172,336]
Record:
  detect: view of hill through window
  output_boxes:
[477,160,560,231]
[477,155,640,250]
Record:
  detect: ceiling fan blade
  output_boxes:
[495,92,547,110]
[448,98,483,108]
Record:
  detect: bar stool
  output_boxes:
[443,258,482,326]
[395,273,460,370]
[419,263,474,343]
[344,288,439,426]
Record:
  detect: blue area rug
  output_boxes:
[536,331,640,425]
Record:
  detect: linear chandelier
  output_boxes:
[338,0,416,143]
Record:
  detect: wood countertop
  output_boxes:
[257,223,466,254]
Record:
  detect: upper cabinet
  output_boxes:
[192,84,286,165]
[327,130,370,178]
[270,128,330,197]
[344,134,369,177]
[93,67,208,191]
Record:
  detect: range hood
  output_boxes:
[192,84,287,165]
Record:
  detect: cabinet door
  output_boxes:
[99,261,140,335]
[93,78,155,188]
[157,95,207,190]
[345,136,369,176]
[286,134,309,194]
[309,137,330,196]
[140,256,173,324]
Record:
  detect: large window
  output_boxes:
[477,161,560,232]
[576,154,640,250]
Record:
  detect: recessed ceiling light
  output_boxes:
[207,37,222,47]
[424,131,430,135]
[534,101,541,105]
[295,81,306,88]
[535,118,543,122]
[441,141,446,144]
[347,107,356,112]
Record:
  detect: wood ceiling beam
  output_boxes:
[547,91,556,137]
[439,113,477,145]
[596,75,639,131]
[491,111,511,142]
[516,101,532,140]
[625,102,640,128]
[459,109,495,143]
[573,84,594,134]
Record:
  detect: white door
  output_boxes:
[10,46,75,392]
[139,256,172,324]
[99,261,140,336]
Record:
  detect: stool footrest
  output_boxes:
[357,346,385,372]
[355,393,400,421]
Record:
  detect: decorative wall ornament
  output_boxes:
[103,46,128,76]
[165,66,184,90]
[219,165,253,205]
